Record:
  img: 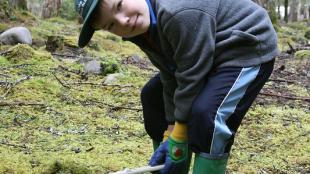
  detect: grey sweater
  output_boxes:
[128,0,279,123]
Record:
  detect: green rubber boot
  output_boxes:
[182,149,192,174]
[192,153,228,174]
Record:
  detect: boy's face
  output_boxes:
[92,0,150,37]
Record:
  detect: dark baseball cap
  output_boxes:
[75,0,100,47]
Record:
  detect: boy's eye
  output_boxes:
[117,0,123,11]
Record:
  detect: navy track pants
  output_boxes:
[141,60,274,156]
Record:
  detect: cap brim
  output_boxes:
[78,0,99,47]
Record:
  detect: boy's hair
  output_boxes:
[75,0,101,47]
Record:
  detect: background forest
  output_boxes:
[0,0,309,173]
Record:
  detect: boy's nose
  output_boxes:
[115,14,130,27]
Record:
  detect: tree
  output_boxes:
[41,0,62,18]
[284,0,289,23]
[9,0,27,10]
[252,0,278,25]
[289,0,301,22]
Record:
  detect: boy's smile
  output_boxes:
[92,0,150,37]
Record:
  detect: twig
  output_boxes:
[0,73,10,78]
[268,78,299,84]
[0,141,28,149]
[52,73,70,89]
[56,65,82,75]
[0,101,45,106]
[0,63,33,70]
[0,50,12,56]
[1,76,32,98]
[259,92,310,102]
[67,81,135,88]
[51,53,96,60]
[83,99,142,111]
[287,42,296,54]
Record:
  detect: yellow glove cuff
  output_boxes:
[171,122,188,141]
[163,130,171,141]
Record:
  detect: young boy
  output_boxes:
[75,0,279,173]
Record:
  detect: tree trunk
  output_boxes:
[9,0,27,10]
[41,0,62,18]
[289,0,300,22]
[284,0,289,23]
[277,0,281,20]
[302,2,310,20]
[252,0,278,25]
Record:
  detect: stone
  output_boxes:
[104,73,122,85]
[0,27,32,45]
[84,60,102,74]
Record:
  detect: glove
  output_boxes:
[149,122,188,174]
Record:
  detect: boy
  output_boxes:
[75,0,279,173]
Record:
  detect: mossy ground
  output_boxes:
[0,14,309,174]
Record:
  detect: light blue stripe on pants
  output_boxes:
[210,65,260,155]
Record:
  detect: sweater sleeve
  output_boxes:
[162,9,216,123]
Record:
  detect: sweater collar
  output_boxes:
[146,0,157,30]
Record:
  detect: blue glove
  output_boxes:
[149,136,188,174]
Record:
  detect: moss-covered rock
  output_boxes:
[294,50,310,59]
[101,58,120,75]
[5,44,52,62]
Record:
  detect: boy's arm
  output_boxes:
[161,10,216,123]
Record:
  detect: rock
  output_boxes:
[0,27,32,45]
[104,73,122,85]
[84,60,102,74]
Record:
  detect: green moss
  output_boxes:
[228,105,310,173]
[101,58,120,75]
[0,23,8,32]
[294,50,310,59]
[64,36,78,47]
[0,55,9,65]
[1,13,309,174]
[4,44,52,63]
[305,29,310,40]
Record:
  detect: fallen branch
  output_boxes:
[1,76,32,98]
[0,63,33,70]
[0,50,12,56]
[83,99,142,111]
[268,78,299,84]
[259,92,310,102]
[51,53,96,60]
[286,42,296,54]
[0,141,28,149]
[67,81,135,88]
[56,65,82,75]
[0,101,45,107]
[52,73,70,89]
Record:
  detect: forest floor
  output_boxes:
[0,12,309,174]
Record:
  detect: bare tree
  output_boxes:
[289,0,301,22]
[41,0,62,18]
[252,0,278,25]
[9,0,27,10]
[284,0,289,23]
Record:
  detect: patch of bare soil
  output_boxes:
[256,51,310,109]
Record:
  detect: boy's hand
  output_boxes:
[149,122,188,174]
